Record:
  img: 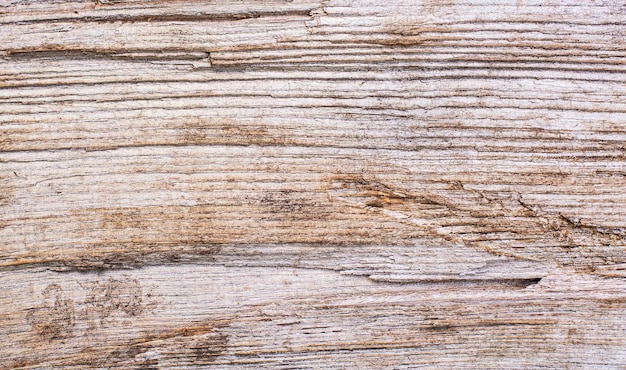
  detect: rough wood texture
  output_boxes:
[1,0,626,368]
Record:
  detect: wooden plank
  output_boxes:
[1,0,625,368]
[2,266,625,369]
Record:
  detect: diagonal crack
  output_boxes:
[327,174,626,277]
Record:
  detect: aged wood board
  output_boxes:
[1,0,626,368]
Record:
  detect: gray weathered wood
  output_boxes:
[1,0,625,368]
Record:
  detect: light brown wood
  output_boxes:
[1,0,625,368]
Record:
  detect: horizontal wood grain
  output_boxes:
[1,0,626,368]
[1,266,625,369]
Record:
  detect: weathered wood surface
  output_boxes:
[1,0,626,368]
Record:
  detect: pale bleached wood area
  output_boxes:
[1,0,626,368]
